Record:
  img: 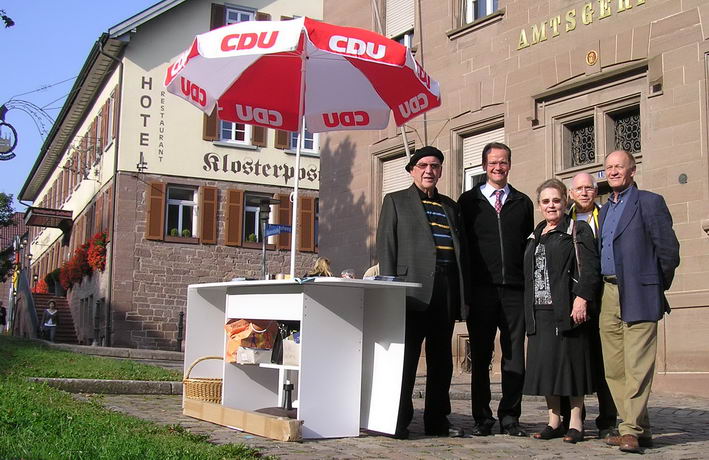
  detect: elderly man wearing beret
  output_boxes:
[377,146,468,439]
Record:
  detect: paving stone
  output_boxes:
[87,386,709,459]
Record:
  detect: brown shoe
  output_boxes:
[619,435,640,453]
[607,434,652,449]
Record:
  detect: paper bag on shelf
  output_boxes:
[236,347,273,364]
[282,332,301,366]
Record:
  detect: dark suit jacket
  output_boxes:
[599,186,680,322]
[376,184,468,320]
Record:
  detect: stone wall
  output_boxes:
[321,0,709,385]
[110,172,318,350]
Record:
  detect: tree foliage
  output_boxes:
[0,193,15,282]
[0,193,14,227]
[1,9,14,28]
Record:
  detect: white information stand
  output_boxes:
[183,278,417,439]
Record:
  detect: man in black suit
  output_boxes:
[377,146,467,439]
[458,142,534,437]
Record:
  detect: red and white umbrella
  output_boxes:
[165,16,441,276]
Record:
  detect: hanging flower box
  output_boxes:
[87,232,108,272]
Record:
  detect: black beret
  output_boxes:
[405,146,445,172]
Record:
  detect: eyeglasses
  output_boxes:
[573,186,596,193]
[414,163,442,171]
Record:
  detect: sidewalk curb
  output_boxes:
[28,377,183,395]
[33,340,184,361]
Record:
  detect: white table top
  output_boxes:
[188,277,420,292]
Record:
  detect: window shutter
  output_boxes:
[200,186,218,244]
[203,112,219,141]
[85,203,95,241]
[298,196,315,252]
[88,119,97,166]
[462,127,504,172]
[225,189,244,247]
[94,194,103,236]
[112,86,120,142]
[386,0,415,38]
[56,174,64,205]
[146,182,166,240]
[275,130,289,149]
[251,126,267,147]
[62,169,69,200]
[70,152,77,189]
[100,101,109,150]
[277,193,292,249]
[255,12,271,21]
[105,188,113,239]
[210,3,226,29]
[381,155,412,201]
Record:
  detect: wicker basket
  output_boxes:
[183,356,223,404]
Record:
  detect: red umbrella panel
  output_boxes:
[165,16,441,134]
[165,17,442,277]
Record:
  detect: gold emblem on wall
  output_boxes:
[586,50,598,66]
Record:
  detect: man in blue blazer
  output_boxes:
[598,150,680,453]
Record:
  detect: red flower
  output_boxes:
[87,232,108,272]
[32,279,49,294]
[59,244,92,289]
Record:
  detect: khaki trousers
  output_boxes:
[600,281,657,438]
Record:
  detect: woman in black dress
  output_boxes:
[523,179,600,443]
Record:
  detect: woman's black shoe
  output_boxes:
[533,425,565,440]
[563,428,585,443]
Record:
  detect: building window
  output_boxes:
[243,193,273,243]
[220,121,253,145]
[386,0,414,39]
[166,186,197,238]
[462,126,504,191]
[564,118,596,168]
[394,31,413,48]
[609,107,641,154]
[226,7,254,24]
[289,129,319,153]
[558,103,641,171]
[381,155,412,201]
[219,8,256,145]
[463,0,498,23]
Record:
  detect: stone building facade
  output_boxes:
[19,0,323,350]
[321,0,709,394]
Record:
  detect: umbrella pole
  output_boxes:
[289,123,305,279]
[401,126,412,161]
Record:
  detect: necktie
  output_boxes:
[494,189,504,214]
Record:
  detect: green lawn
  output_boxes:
[0,336,267,460]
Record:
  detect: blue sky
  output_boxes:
[0,0,159,211]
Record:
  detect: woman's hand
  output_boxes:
[571,297,588,325]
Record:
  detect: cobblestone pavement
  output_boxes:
[90,378,709,460]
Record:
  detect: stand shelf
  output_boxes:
[183,278,417,439]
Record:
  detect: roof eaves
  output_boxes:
[108,0,189,39]
[19,34,125,202]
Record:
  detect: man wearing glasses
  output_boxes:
[458,142,534,437]
[562,172,618,439]
[377,146,467,440]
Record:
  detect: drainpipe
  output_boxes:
[98,39,123,348]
